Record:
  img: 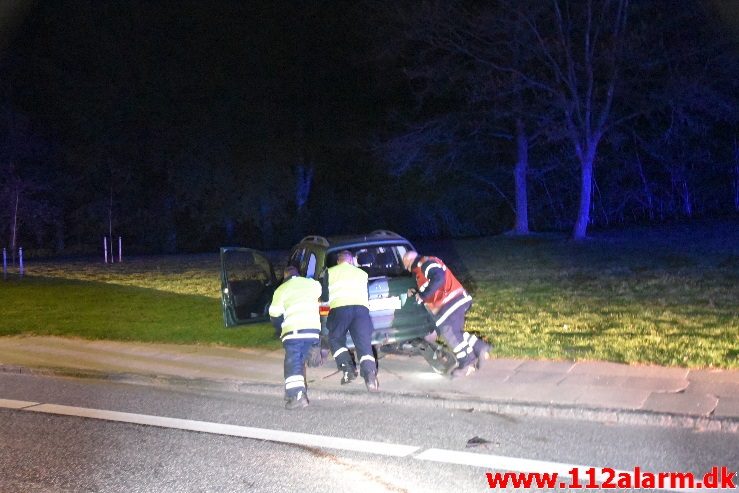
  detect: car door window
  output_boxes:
[305,252,317,278]
[326,244,410,278]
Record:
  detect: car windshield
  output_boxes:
[326,243,411,278]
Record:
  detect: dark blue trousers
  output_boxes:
[327,305,376,378]
[283,338,316,398]
[436,299,477,368]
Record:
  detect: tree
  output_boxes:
[597,0,739,223]
[374,0,634,239]
[0,163,58,260]
[0,98,59,257]
[734,137,739,213]
[373,1,545,235]
[509,0,630,239]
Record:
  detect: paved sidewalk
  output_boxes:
[0,336,737,432]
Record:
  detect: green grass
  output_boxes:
[450,223,738,369]
[1,222,736,368]
[0,276,280,350]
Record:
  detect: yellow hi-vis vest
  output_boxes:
[327,262,369,309]
[268,276,322,337]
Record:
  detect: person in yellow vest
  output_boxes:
[269,265,322,409]
[323,250,379,392]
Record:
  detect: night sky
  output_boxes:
[8,2,381,162]
[1,1,737,253]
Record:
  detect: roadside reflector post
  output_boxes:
[2,248,6,280]
[18,247,23,278]
[118,236,122,263]
[103,237,108,264]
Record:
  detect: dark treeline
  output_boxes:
[0,0,737,255]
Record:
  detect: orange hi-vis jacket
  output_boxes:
[411,256,472,326]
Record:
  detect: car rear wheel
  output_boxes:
[416,340,458,375]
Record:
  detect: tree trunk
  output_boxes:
[162,196,177,253]
[733,138,738,212]
[681,179,692,217]
[108,185,114,263]
[55,222,65,253]
[224,217,235,242]
[259,198,273,248]
[573,143,597,240]
[11,187,19,264]
[513,119,529,235]
[635,151,655,220]
[295,164,313,213]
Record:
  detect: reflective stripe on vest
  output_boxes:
[268,276,322,336]
[327,263,369,309]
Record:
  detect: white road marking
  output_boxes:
[0,398,39,409]
[416,448,629,479]
[2,400,418,457]
[0,398,731,492]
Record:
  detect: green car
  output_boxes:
[220,230,457,374]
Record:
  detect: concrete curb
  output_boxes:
[3,364,737,433]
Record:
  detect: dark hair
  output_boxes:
[283,265,300,279]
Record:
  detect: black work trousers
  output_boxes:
[327,305,376,378]
[436,299,478,368]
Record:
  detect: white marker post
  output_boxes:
[103,237,108,263]
[18,247,23,278]
[2,248,6,280]
[118,236,122,263]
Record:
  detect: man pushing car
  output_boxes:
[402,250,491,377]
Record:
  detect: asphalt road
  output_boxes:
[0,373,736,492]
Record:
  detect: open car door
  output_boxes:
[220,247,277,327]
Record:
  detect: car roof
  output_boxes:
[297,230,413,251]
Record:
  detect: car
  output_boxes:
[219,230,458,374]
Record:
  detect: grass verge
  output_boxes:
[1,221,736,368]
[0,276,280,350]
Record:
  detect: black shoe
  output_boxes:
[285,391,309,410]
[364,371,379,393]
[451,364,477,378]
[340,369,357,385]
[475,341,492,370]
[451,356,478,378]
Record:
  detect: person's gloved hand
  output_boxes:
[307,343,324,367]
[407,288,423,304]
[270,316,284,339]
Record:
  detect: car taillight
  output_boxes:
[319,304,330,317]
